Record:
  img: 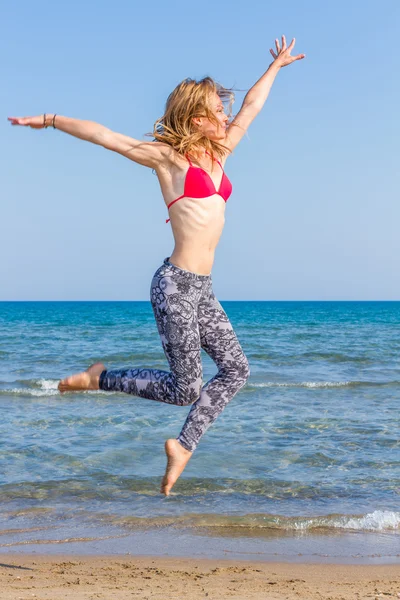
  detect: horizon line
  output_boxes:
[1,299,400,303]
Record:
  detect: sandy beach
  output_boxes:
[1,554,399,599]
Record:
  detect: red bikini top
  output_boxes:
[166,151,232,223]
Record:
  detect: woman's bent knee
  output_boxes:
[218,356,250,392]
[174,377,203,406]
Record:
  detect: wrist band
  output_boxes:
[43,113,47,128]
[52,114,57,129]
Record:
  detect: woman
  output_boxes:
[9,36,305,496]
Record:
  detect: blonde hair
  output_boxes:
[152,77,234,165]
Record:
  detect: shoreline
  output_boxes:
[1,521,399,566]
[1,553,399,599]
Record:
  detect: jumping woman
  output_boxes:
[8,36,305,496]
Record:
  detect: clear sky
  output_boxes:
[2,0,399,301]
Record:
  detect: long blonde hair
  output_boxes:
[152,77,234,165]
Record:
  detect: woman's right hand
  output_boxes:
[269,35,305,68]
[8,115,46,129]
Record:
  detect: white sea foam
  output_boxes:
[341,510,400,531]
[6,379,60,397]
[37,379,59,392]
[290,510,400,532]
[250,381,352,389]
[4,379,109,397]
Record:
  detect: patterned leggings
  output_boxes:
[99,258,250,452]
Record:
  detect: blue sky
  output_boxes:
[2,0,399,300]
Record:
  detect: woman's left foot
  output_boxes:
[161,439,192,496]
[58,362,105,393]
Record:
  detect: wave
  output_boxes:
[247,380,400,389]
[109,510,400,533]
[3,508,398,535]
[1,378,399,397]
[0,379,110,397]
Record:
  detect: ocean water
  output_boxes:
[0,301,399,561]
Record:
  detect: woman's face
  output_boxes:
[194,93,228,141]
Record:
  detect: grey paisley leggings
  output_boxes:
[99,258,250,452]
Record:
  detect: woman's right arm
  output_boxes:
[7,113,167,169]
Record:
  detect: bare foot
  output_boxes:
[58,362,106,393]
[161,439,192,496]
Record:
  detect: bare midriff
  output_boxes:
[168,195,226,275]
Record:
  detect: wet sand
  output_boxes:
[1,554,399,599]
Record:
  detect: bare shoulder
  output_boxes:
[100,130,179,170]
[155,145,189,177]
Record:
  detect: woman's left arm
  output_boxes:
[224,35,305,151]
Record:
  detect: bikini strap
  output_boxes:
[185,153,193,166]
[205,150,223,169]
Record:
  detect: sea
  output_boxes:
[0,301,399,563]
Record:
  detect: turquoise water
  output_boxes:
[0,301,399,558]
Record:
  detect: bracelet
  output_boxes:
[43,113,57,129]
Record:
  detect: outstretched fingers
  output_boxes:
[270,36,294,59]
[269,35,305,65]
[286,38,306,61]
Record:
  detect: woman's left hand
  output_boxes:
[270,35,305,67]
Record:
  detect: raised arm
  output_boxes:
[224,35,305,151]
[7,114,166,169]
